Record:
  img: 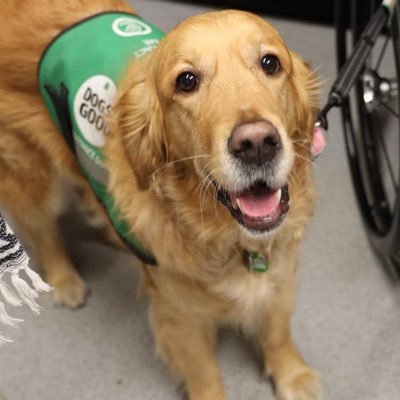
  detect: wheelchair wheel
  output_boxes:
[336,0,400,277]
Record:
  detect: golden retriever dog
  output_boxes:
[0,1,321,399]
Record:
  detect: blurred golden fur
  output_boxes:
[0,1,321,399]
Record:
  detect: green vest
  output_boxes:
[38,12,163,265]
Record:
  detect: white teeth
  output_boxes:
[230,194,238,209]
[277,188,282,201]
[236,198,242,212]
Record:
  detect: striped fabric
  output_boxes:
[0,213,52,346]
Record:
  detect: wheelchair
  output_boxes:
[326,0,400,276]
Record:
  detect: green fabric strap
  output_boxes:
[38,12,164,265]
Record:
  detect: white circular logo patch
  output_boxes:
[112,17,152,37]
[73,75,117,147]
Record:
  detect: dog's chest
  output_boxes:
[210,268,276,330]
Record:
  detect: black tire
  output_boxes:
[336,0,400,277]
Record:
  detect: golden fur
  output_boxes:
[0,1,321,399]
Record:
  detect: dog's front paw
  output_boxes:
[275,367,322,400]
[50,273,88,309]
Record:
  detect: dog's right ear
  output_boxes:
[113,55,166,190]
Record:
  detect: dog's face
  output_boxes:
[118,10,318,238]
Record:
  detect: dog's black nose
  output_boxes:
[228,121,282,166]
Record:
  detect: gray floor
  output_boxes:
[1,1,400,399]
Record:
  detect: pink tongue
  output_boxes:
[236,190,280,218]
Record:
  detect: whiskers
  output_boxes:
[152,154,211,180]
[288,140,319,187]
[196,163,224,242]
[292,139,314,166]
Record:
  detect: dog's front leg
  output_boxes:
[258,259,322,399]
[149,297,226,400]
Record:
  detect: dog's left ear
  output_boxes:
[112,55,166,190]
[288,51,320,143]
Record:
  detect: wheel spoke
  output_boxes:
[374,34,390,71]
[375,122,398,193]
[381,102,400,118]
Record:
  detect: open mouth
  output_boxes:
[216,180,290,233]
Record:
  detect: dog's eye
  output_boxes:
[176,72,199,92]
[261,54,280,75]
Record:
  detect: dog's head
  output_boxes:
[114,10,319,238]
